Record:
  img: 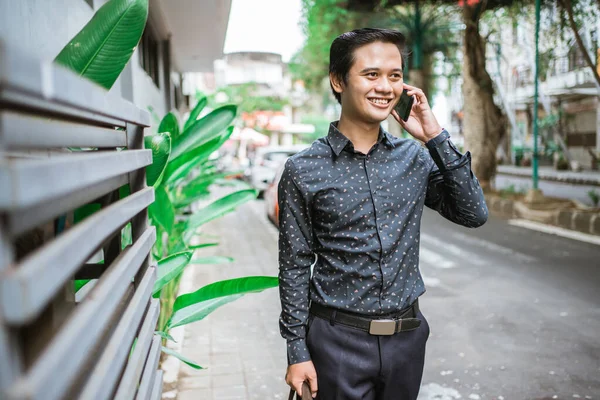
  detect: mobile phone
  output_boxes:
[394,89,414,121]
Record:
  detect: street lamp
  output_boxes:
[532,0,541,190]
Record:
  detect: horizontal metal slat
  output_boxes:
[7,174,128,237]
[0,188,155,324]
[135,336,161,400]
[0,110,127,150]
[113,300,160,400]
[5,227,156,400]
[79,265,157,400]
[0,41,150,127]
[0,149,151,210]
[1,89,127,129]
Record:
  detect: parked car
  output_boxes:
[246,144,308,196]
[264,161,287,227]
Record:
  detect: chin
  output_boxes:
[365,110,390,123]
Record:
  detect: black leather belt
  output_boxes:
[309,300,421,335]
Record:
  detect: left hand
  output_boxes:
[391,83,443,142]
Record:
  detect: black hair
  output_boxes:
[329,28,406,104]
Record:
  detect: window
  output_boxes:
[138,26,160,88]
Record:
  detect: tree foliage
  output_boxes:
[289,0,371,90]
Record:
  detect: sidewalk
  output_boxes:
[497,165,600,186]
[175,199,288,400]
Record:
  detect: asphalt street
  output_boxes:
[175,196,600,400]
[417,208,600,399]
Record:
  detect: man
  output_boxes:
[278,28,488,400]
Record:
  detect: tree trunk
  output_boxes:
[408,69,427,96]
[461,5,506,191]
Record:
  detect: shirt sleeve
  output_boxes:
[423,130,489,227]
[277,158,315,365]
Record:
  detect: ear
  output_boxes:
[329,73,344,95]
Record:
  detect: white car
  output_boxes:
[247,144,309,194]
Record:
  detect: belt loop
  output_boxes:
[330,310,337,326]
[413,299,419,317]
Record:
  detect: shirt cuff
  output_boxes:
[425,129,463,172]
[287,338,311,365]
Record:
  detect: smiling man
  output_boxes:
[278,28,488,400]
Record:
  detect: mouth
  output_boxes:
[367,97,393,108]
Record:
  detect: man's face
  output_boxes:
[336,41,404,124]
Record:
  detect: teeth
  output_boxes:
[369,98,390,105]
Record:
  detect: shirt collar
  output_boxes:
[327,121,395,156]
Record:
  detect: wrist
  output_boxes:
[424,127,444,142]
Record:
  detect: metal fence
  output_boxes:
[0,41,161,399]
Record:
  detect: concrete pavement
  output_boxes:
[175,197,288,400]
[174,197,600,399]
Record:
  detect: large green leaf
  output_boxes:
[183,96,208,133]
[148,186,174,234]
[161,346,203,369]
[144,132,171,187]
[164,126,234,184]
[170,105,237,160]
[74,203,101,224]
[158,112,180,139]
[172,172,231,208]
[152,251,193,297]
[182,189,257,241]
[75,279,91,292]
[54,0,148,90]
[187,242,219,250]
[154,331,176,343]
[167,276,279,329]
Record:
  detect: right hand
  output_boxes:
[285,361,318,398]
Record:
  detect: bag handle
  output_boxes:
[288,381,312,400]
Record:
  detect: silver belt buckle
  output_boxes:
[369,319,397,335]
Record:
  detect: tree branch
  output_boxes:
[558,0,600,88]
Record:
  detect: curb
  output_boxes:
[497,167,600,187]
[485,194,600,236]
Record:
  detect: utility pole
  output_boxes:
[532,0,541,190]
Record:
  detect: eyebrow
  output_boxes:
[359,67,403,74]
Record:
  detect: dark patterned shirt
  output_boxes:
[278,122,488,365]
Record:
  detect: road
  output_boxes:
[175,197,600,400]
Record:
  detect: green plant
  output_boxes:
[587,189,600,207]
[54,0,148,90]
[55,0,278,370]
[145,99,279,368]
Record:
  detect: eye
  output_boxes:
[366,72,377,77]
[391,73,402,79]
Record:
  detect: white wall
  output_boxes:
[0,0,93,61]
[131,47,168,118]
[0,0,124,97]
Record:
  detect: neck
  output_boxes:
[337,113,380,154]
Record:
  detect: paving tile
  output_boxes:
[212,385,247,400]
[177,388,213,400]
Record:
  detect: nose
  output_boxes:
[375,77,393,94]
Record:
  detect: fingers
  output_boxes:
[307,373,319,398]
[293,381,304,397]
[402,83,428,105]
